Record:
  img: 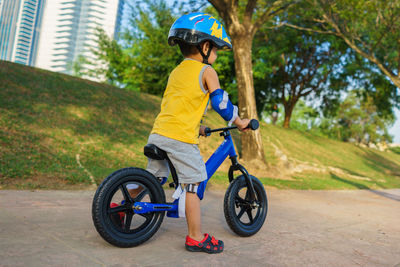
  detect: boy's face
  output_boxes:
[208,46,218,65]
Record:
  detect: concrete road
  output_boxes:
[0,189,399,267]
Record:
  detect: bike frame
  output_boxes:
[133,129,256,217]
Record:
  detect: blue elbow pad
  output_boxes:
[210,89,238,125]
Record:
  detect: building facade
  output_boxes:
[35,0,124,79]
[0,0,45,65]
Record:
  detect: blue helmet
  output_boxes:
[168,12,232,50]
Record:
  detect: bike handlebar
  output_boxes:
[204,119,259,136]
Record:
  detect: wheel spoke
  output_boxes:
[235,196,246,204]
[244,187,250,201]
[246,209,254,224]
[237,207,246,219]
[120,184,134,204]
[124,213,133,231]
[137,212,152,221]
[235,191,247,204]
[134,188,149,202]
[108,205,127,214]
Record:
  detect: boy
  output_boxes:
[146,12,249,254]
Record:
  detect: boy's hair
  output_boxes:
[176,40,199,57]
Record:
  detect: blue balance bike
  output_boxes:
[92,119,268,247]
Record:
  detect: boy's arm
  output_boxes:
[203,67,250,131]
[202,67,220,94]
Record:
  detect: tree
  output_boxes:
[253,19,348,128]
[323,90,394,145]
[92,1,183,94]
[208,0,298,163]
[285,0,400,93]
[127,1,184,95]
[273,100,321,132]
[71,55,88,78]
[341,52,399,118]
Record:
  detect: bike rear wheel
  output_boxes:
[224,175,268,236]
[92,167,165,247]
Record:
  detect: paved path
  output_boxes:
[0,189,399,267]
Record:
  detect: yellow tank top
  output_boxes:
[151,59,210,144]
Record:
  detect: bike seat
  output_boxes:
[144,144,167,160]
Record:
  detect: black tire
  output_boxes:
[92,167,165,247]
[224,175,268,236]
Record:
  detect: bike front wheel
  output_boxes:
[92,167,165,247]
[224,175,268,236]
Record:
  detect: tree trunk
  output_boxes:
[283,102,295,128]
[232,35,266,163]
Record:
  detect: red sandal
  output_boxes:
[185,233,224,254]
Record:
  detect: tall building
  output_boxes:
[0,0,45,65]
[35,0,124,79]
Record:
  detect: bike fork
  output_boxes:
[228,156,257,202]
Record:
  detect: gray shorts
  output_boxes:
[146,134,207,184]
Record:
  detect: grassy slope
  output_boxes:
[1,60,399,190]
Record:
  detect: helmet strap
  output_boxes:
[196,43,213,65]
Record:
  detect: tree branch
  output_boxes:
[371,29,388,53]
[320,13,397,79]
[244,0,258,24]
[299,88,314,97]
[252,0,300,35]
[263,22,286,30]
[208,0,227,12]
[283,22,340,36]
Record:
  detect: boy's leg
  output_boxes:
[184,184,224,253]
[185,188,203,241]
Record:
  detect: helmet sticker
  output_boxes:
[194,18,204,26]
[189,14,203,20]
[210,21,223,39]
[223,37,231,45]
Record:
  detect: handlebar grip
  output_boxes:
[246,119,259,130]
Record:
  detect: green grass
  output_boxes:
[1,60,400,190]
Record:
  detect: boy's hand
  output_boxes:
[234,117,250,132]
[199,125,208,136]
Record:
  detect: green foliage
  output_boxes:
[389,146,400,155]
[268,93,395,146]
[321,90,394,145]
[94,28,136,88]
[71,55,89,78]
[126,0,183,95]
[284,100,319,132]
[265,100,329,137]
[297,0,400,101]
[253,12,348,127]
[341,53,399,117]
[252,1,399,131]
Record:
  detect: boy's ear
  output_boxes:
[202,41,210,54]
